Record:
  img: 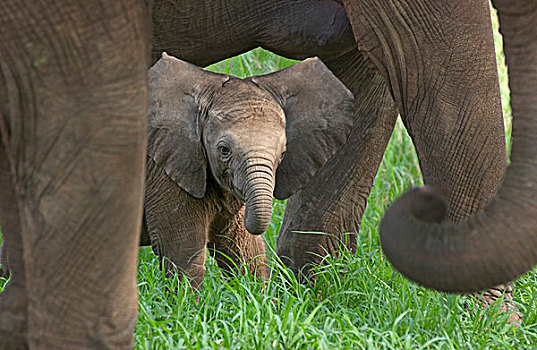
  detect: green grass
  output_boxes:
[2,11,537,349]
[134,9,536,348]
[133,13,537,348]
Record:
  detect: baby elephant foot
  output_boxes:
[474,284,523,327]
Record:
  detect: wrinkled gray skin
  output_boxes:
[379,0,537,293]
[151,0,507,277]
[1,1,148,348]
[0,0,529,348]
[140,54,353,286]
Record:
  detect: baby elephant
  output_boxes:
[141,53,354,287]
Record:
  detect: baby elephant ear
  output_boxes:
[249,57,354,199]
[147,53,228,198]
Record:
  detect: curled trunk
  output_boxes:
[379,2,537,293]
[243,162,275,235]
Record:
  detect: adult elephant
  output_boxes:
[152,0,506,278]
[380,0,537,293]
[0,0,517,349]
[151,0,511,306]
[0,1,150,349]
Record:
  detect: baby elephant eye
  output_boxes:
[218,144,232,158]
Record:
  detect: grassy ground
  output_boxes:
[1,10,536,350]
[134,11,536,349]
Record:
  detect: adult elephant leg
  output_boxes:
[144,159,212,289]
[345,0,514,319]
[374,0,537,295]
[208,202,269,280]
[1,1,149,348]
[0,144,27,348]
[345,0,506,221]
[277,48,398,273]
[344,0,526,301]
[348,0,519,325]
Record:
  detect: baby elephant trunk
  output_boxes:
[243,161,275,235]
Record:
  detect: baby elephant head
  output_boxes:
[147,53,354,234]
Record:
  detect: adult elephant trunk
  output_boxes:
[242,159,275,235]
[379,1,537,293]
